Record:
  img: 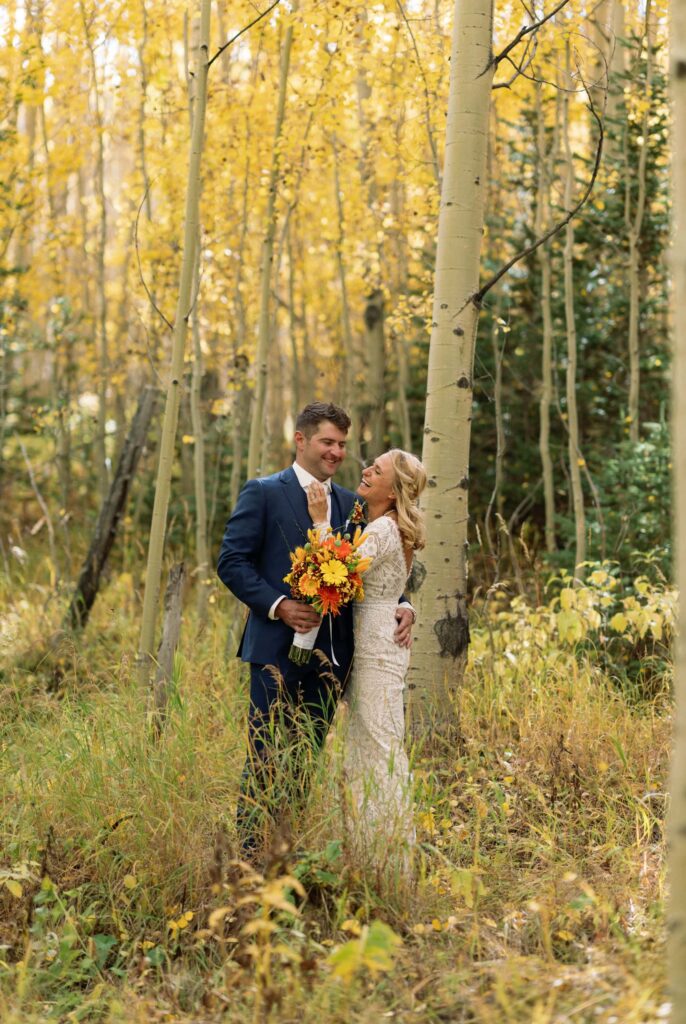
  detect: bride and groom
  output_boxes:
[217,401,426,860]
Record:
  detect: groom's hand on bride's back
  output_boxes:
[276,599,322,632]
[394,607,414,648]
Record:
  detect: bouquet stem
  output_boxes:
[288,644,312,665]
[288,622,321,665]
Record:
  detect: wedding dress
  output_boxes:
[342,514,415,861]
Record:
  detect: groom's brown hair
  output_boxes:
[295,402,351,437]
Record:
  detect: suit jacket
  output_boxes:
[217,467,359,679]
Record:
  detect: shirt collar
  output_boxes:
[292,462,332,493]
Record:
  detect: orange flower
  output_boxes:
[336,539,353,559]
[318,586,342,615]
[298,574,320,597]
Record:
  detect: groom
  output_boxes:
[217,401,414,854]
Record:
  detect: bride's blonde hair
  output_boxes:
[388,449,427,551]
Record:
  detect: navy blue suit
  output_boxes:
[217,466,359,851]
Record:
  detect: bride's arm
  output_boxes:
[306,481,330,531]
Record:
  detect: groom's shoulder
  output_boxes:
[333,482,358,504]
[246,468,292,488]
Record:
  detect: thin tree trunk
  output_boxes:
[606,0,626,171]
[391,172,412,452]
[668,2,686,1015]
[137,0,210,684]
[79,0,109,499]
[332,137,362,480]
[408,0,494,720]
[247,19,294,478]
[67,386,158,631]
[151,561,186,735]
[536,83,556,554]
[191,252,209,623]
[286,225,300,424]
[186,10,209,624]
[562,54,586,577]
[364,288,386,457]
[355,13,386,460]
[626,0,654,443]
[484,325,505,565]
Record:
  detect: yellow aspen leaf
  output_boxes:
[123,874,137,890]
[5,879,22,898]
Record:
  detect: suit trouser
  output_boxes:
[236,659,344,855]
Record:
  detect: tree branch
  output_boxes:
[473,82,603,305]
[493,0,571,69]
[492,36,538,89]
[207,0,281,70]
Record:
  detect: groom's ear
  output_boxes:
[294,430,305,453]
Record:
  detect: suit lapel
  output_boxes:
[330,484,346,532]
[279,467,312,539]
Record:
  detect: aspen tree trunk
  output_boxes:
[407,0,494,718]
[191,252,209,623]
[287,226,300,423]
[137,0,153,225]
[562,61,586,577]
[606,0,626,167]
[484,322,504,564]
[391,173,412,452]
[627,0,654,444]
[668,4,686,1016]
[365,289,386,456]
[356,12,386,460]
[137,0,210,684]
[79,0,109,499]
[332,137,362,481]
[535,83,556,554]
[247,20,293,479]
[185,10,209,623]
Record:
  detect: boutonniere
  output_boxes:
[348,499,367,526]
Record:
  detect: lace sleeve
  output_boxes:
[357,516,396,564]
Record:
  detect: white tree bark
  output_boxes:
[626,0,654,444]
[79,0,109,499]
[562,59,586,577]
[137,0,210,683]
[408,0,494,719]
[668,1,686,1016]
[535,83,556,554]
[247,20,293,479]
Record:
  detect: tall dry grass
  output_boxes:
[0,558,672,1022]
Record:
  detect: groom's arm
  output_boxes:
[394,603,414,647]
[217,480,284,618]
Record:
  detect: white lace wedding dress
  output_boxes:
[343,514,415,862]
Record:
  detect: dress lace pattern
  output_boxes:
[343,514,415,859]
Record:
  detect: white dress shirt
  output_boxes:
[268,463,331,620]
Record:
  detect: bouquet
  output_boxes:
[283,527,372,664]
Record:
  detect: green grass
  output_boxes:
[0,559,670,1022]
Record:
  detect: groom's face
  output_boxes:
[295,420,348,481]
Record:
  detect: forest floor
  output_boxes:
[0,558,671,1023]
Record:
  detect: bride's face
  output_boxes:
[358,452,395,511]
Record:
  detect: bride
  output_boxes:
[307,449,427,864]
